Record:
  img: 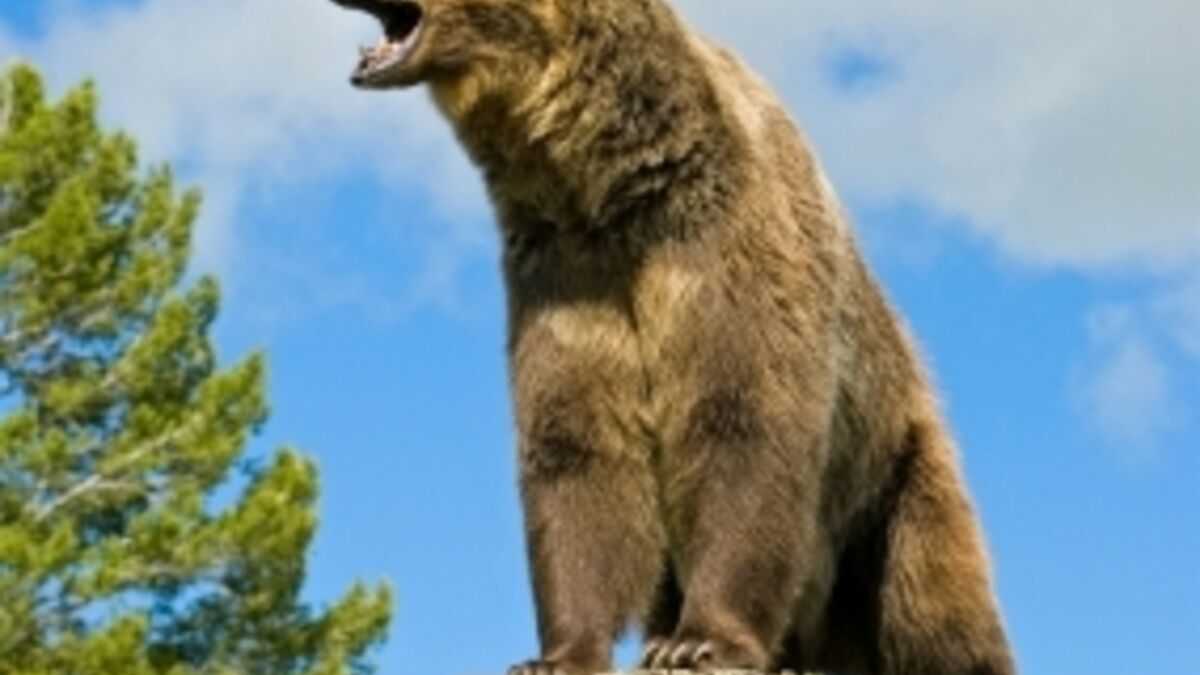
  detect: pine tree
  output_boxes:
[0,64,392,674]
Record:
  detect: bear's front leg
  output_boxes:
[509,325,667,675]
[641,379,835,672]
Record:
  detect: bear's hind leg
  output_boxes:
[873,426,1015,675]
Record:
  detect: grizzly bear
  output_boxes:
[329,1,1017,674]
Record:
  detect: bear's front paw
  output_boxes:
[640,638,715,670]
[639,635,765,671]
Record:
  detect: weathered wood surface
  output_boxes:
[607,671,808,675]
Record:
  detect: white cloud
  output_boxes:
[1156,274,1200,361]
[1076,306,1181,453]
[676,0,1200,269]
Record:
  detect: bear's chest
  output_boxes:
[518,251,707,430]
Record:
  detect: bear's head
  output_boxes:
[332,0,558,94]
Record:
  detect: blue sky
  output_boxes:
[3,1,1199,673]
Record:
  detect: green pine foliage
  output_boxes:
[0,64,392,674]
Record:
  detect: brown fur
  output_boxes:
[330,1,1017,673]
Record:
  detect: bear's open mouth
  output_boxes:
[336,0,425,85]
